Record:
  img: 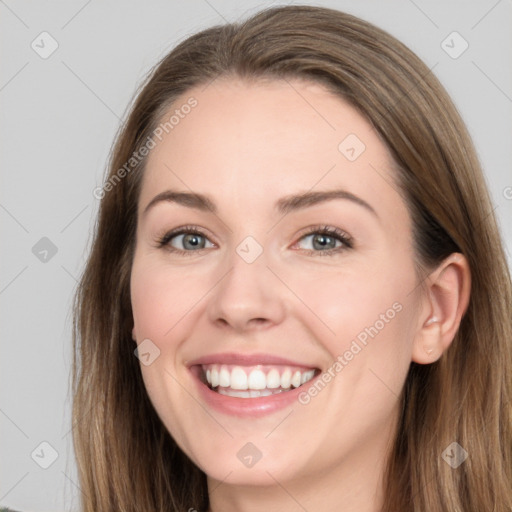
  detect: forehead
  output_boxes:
[139,77,405,225]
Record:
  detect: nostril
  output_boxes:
[252,318,268,326]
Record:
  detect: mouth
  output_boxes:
[186,352,322,416]
[192,364,320,399]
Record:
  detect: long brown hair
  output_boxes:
[72,5,512,510]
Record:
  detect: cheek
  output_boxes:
[130,258,207,447]
[281,264,407,348]
[288,258,416,396]
[130,258,207,341]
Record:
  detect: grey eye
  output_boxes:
[298,233,342,251]
[170,233,213,251]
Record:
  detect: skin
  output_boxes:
[130,78,470,512]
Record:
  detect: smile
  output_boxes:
[200,364,318,398]
[187,352,322,416]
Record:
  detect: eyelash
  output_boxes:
[155,224,353,257]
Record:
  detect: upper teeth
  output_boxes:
[202,364,316,391]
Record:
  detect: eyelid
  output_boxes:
[155,225,217,254]
[155,224,353,256]
[292,225,353,253]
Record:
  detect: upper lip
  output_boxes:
[186,352,319,369]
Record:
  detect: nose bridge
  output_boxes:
[207,234,285,330]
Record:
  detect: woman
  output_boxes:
[72,5,512,511]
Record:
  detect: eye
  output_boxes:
[156,224,353,257]
[156,226,215,254]
[294,225,353,256]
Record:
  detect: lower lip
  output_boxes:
[189,366,318,418]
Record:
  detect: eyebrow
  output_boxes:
[142,188,378,218]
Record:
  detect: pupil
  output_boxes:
[313,234,334,250]
[184,234,203,249]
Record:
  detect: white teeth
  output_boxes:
[301,370,314,384]
[202,364,317,394]
[218,388,285,398]
[266,369,281,389]
[281,369,291,389]
[230,367,248,390]
[219,366,230,387]
[248,369,267,390]
[291,371,302,388]
[218,389,250,398]
[211,367,219,388]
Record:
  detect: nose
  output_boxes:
[207,245,286,333]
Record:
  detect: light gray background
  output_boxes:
[1,0,511,510]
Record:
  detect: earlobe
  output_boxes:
[132,326,137,342]
[411,253,471,365]
[412,315,442,364]
[420,316,439,359]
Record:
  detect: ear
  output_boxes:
[411,253,471,364]
[132,325,137,342]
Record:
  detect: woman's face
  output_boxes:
[130,78,424,490]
